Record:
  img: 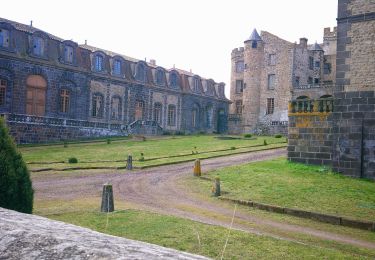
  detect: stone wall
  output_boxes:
[288,112,332,166]
[0,207,208,260]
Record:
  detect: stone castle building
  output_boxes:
[0,17,229,143]
[288,0,375,179]
[229,27,337,134]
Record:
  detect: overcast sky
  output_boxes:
[3,0,337,98]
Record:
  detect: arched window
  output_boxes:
[95,55,103,71]
[168,105,176,126]
[26,75,47,116]
[153,103,162,124]
[0,79,6,106]
[136,63,145,82]
[111,96,121,120]
[33,36,44,56]
[60,89,70,113]
[92,93,103,117]
[194,77,200,92]
[156,69,164,85]
[0,28,10,48]
[170,73,178,87]
[206,106,213,128]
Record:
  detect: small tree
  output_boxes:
[0,119,34,213]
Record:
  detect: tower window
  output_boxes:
[235,80,243,93]
[268,54,276,65]
[309,57,314,70]
[252,41,257,48]
[235,61,244,72]
[266,98,274,115]
[315,61,320,68]
[235,100,242,114]
[267,74,275,90]
[314,78,320,84]
[295,76,300,88]
[324,63,331,74]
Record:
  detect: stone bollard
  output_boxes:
[126,155,133,170]
[101,183,114,212]
[212,177,221,197]
[193,159,201,177]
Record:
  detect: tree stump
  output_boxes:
[193,159,201,177]
[101,184,114,212]
[126,155,133,170]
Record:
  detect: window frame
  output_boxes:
[59,89,70,113]
[267,74,275,90]
[235,100,242,114]
[266,98,274,115]
[167,105,176,126]
[0,28,10,48]
[113,59,122,75]
[235,61,244,73]
[235,80,243,94]
[94,55,104,72]
[64,45,74,64]
[0,78,6,107]
[92,93,104,118]
[153,103,162,124]
[268,54,276,66]
[309,57,314,70]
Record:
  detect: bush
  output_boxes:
[107,138,111,144]
[162,131,171,135]
[0,118,34,213]
[230,146,236,150]
[244,133,252,138]
[63,141,68,148]
[175,131,185,136]
[139,152,145,162]
[263,140,268,145]
[274,134,283,138]
[68,157,78,163]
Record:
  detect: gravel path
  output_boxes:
[33,148,375,250]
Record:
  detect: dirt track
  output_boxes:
[32,148,375,250]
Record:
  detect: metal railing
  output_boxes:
[289,98,333,113]
[294,83,334,89]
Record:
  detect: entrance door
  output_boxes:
[25,75,47,116]
[135,100,144,121]
[217,109,226,134]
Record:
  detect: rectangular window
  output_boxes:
[314,78,320,84]
[194,78,200,92]
[95,55,103,71]
[235,80,243,93]
[266,98,274,115]
[309,57,314,70]
[92,95,103,117]
[268,54,276,65]
[0,79,6,106]
[192,109,197,127]
[235,61,244,73]
[168,105,176,126]
[0,29,10,48]
[235,100,242,114]
[113,60,121,75]
[33,37,44,56]
[252,41,257,48]
[324,63,331,74]
[315,61,320,68]
[308,77,313,85]
[295,76,300,88]
[64,46,73,63]
[60,89,70,113]
[267,74,275,90]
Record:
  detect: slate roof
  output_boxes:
[0,17,63,41]
[245,29,262,42]
[309,42,324,51]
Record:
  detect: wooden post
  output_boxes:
[101,183,114,212]
[126,155,132,170]
[193,159,201,177]
[212,177,221,197]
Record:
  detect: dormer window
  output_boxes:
[136,63,146,81]
[156,69,164,85]
[64,45,73,63]
[95,55,103,71]
[0,29,10,48]
[194,78,200,92]
[113,59,121,75]
[33,36,44,56]
[170,73,178,87]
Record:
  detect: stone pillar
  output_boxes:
[126,155,133,170]
[101,184,114,212]
[193,159,201,177]
[212,177,221,197]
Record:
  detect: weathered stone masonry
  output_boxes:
[0,17,229,143]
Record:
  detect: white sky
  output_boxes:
[2,0,337,98]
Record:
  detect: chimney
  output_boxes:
[299,38,308,48]
[85,40,87,45]
[149,59,156,66]
[30,20,33,27]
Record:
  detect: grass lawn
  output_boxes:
[20,135,286,170]
[47,209,370,259]
[192,158,375,221]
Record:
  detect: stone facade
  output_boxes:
[229,28,337,134]
[288,0,375,180]
[0,17,229,143]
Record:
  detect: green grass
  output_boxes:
[193,158,375,221]
[48,209,371,259]
[20,135,286,170]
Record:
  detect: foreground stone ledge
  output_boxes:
[0,207,209,260]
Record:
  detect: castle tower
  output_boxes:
[242,29,264,132]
